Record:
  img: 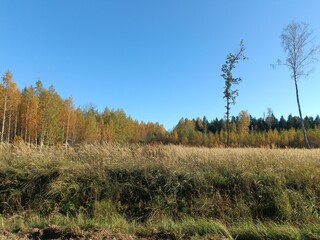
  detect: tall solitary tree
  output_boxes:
[221,40,247,147]
[277,21,319,148]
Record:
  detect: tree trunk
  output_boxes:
[294,77,311,148]
[14,109,18,140]
[72,125,76,144]
[24,126,28,143]
[226,98,230,148]
[65,109,71,151]
[35,131,38,146]
[226,118,230,148]
[40,118,47,150]
[7,113,11,142]
[1,96,7,142]
[24,115,28,143]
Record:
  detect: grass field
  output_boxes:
[0,143,320,239]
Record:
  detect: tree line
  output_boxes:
[1,70,320,148]
[0,71,167,148]
[173,111,320,148]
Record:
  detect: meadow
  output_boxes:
[0,143,320,239]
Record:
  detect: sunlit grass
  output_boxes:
[0,142,319,239]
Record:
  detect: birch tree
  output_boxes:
[0,71,20,142]
[36,81,64,147]
[277,21,320,148]
[20,86,39,143]
[63,97,75,150]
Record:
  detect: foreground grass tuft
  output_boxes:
[0,143,320,239]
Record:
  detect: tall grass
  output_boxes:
[0,142,320,239]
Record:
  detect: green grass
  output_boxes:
[0,142,320,239]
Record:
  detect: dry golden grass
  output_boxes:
[2,143,320,180]
[3,142,320,166]
[1,143,320,239]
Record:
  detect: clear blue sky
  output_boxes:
[1,0,320,130]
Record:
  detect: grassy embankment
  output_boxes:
[0,143,320,239]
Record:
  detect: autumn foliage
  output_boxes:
[1,70,320,148]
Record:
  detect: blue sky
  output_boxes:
[0,0,320,130]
